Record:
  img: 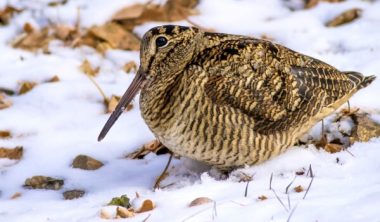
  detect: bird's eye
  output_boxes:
[155,36,168,48]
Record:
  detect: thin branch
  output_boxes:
[271,189,288,212]
[285,175,297,194]
[244,181,250,197]
[303,176,314,200]
[142,214,151,222]
[153,152,173,190]
[212,201,218,220]
[286,202,300,222]
[306,164,314,178]
[269,172,273,190]
[85,73,108,103]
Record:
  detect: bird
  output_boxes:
[98,25,376,170]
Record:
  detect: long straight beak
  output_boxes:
[98,69,146,141]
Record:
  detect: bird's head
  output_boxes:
[98,25,202,141]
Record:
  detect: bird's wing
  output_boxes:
[202,39,356,134]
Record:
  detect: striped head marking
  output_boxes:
[139,25,202,77]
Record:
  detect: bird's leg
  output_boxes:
[347,100,351,113]
[153,151,173,190]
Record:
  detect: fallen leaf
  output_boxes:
[326,8,362,27]
[10,192,21,199]
[19,81,37,94]
[351,112,380,142]
[63,189,85,200]
[106,95,134,113]
[79,59,100,77]
[123,61,138,73]
[0,146,23,160]
[305,0,344,9]
[13,27,51,51]
[294,185,304,193]
[108,194,132,208]
[48,0,68,7]
[189,197,213,207]
[295,170,305,176]
[0,94,12,109]
[72,154,104,170]
[0,130,11,138]
[113,0,199,31]
[0,6,22,25]
[324,143,343,153]
[24,176,64,190]
[127,140,169,159]
[23,22,34,34]
[86,22,140,51]
[47,75,60,82]
[257,195,268,201]
[117,206,135,218]
[137,199,155,213]
[53,24,77,41]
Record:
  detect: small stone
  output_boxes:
[72,155,104,170]
[24,176,64,190]
[63,189,85,200]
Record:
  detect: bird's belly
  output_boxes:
[152,104,293,168]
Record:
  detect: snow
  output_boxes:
[1,0,380,221]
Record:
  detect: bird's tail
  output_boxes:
[344,71,376,90]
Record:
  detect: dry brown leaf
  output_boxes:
[117,206,135,218]
[0,130,11,139]
[0,87,15,95]
[0,94,12,109]
[326,8,362,27]
[127,139,169,159]
[23,22,34,34]
[257,195,268,201]
[294,185,304,193]
[24,176,64,190]
[80,59,99,77]
[113,0,199,31]
[53,24,77,41]
[189,197,213,207]
[72,154,104,170]
[324,143,343,153]
[13,27,51,51]
[0,146,23,160]
[305,0,344,9]
[47,75,60,83]
[137,199,155,213]
[0,6,22,25]
[86,22,140,51]
[112,4,146,20]
[351,113,380,142]
[10,192,21,199]
[124,61,138,73]
[106,95,134,113]
[19,81,37,94]
[48,0,68,7]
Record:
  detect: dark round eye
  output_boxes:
[155,36,168,48]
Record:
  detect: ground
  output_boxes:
[0,0,380,221]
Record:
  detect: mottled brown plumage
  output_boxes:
[99,25,376,169]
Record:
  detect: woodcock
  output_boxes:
[98,25,376,169]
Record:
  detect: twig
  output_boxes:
[142,214,151,222]
[271,189,288,212]
[285,175,297,194]
[153,152,173,190]
[244,181,250,197]
[286,202,300,222]
[306,164,313,178]
[212,201,218,220]
[84,73,108,103]
[287,193,291,210]
[303,176,314,200]
[269,172,273,190]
